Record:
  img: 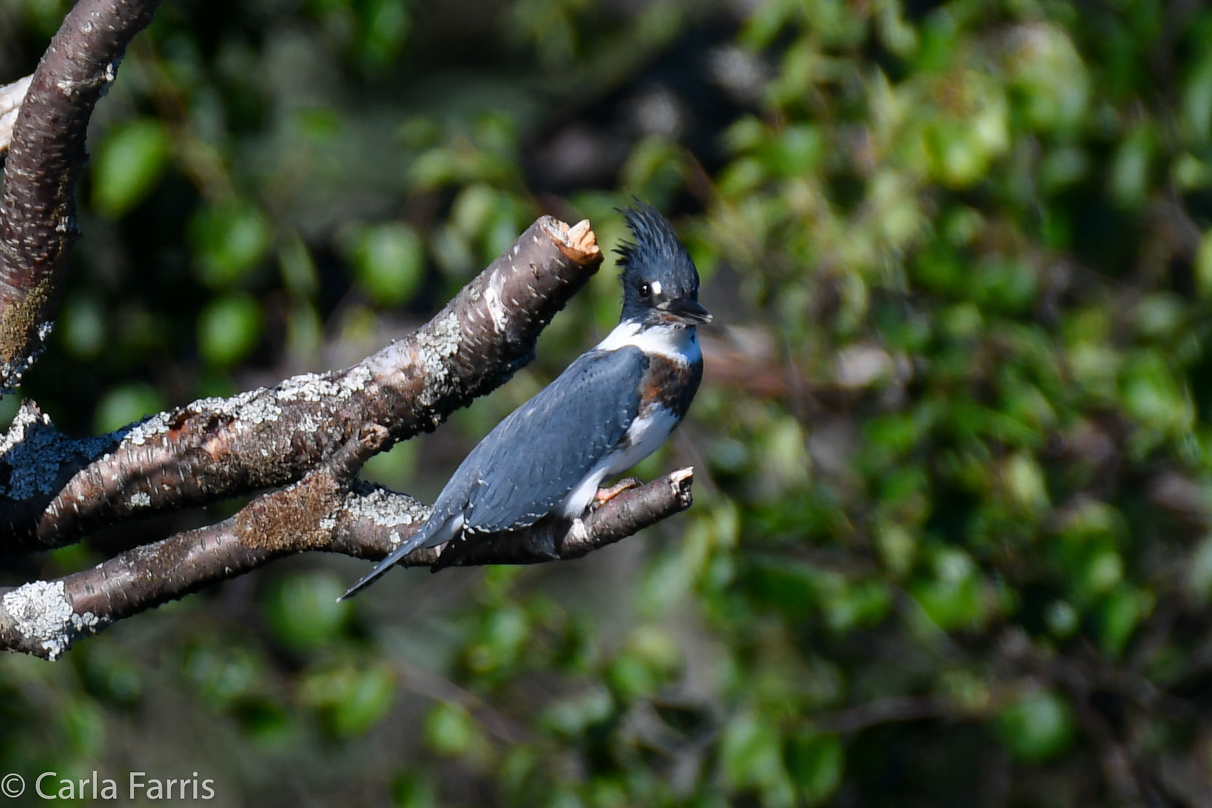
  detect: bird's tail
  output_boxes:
[338,529,431,601]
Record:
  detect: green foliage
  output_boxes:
[263,572,352,651]
[90,119,172,218]
[341,221,426,306]
[197,293,263,367]
[59,294,107,361]
[997,690,1076,763]
[424,702,484,757]
[301,659,397,737]
[787,732,844,804]
[93,383,165,434]
[190,201,273,289]
[8,0,1212,805]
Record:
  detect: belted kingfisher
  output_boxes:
[340,202,710,599]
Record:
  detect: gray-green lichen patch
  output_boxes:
[345,486,428,528]
[415,312,463,411]
[122,388,285,448]
[116,383,316,457]
[0,402,42,457]
[120,412,171,447]
[276,365,373,403]
[192,388,283,425]
[2,580,106,661]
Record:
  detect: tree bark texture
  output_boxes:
[0,0,164,391]
[0,1,701,661]
[0,217,604,553]
[0,215,698,661]
[0,461,693,660]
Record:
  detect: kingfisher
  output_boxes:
[340,202,710,599]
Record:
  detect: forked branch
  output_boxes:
[0,0,701,662]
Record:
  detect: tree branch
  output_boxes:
[0,216,602,553]
[329,467,696,567]
[0,467,695,660]
[0,0,164,391]
[0,1,700,664]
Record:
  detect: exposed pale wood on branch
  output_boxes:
[0,75,31,153]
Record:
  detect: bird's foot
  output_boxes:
[592,478,643,508]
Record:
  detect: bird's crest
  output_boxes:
[614,200,694,276]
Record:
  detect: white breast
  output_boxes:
[595,321,701,366]
[559,320,700,519]
[608,407,679,475]
[559,406,680,519]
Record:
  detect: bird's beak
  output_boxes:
[662,298,713,325]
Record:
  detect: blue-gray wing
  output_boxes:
[438,346,648,534]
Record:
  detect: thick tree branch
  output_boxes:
[0,0,163,391]
[0,0,699,665]
[0,468,695,660]
[0,424,390,659]
[0,216,602,553]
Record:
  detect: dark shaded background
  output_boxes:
[5,0,1212,805]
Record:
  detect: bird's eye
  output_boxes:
[638,282,651,299]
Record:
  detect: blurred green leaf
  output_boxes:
[391,772,438,808]
[358,0,410,72]
[996,691,1075,763]
[92,119,172,218]
[190,201,272,288]
[787,733,844,804]
[95,383,165,434]
[721,711,788,794]
[910,547,987,631]
[1183,50,1212,145]
[278,232,319,297]
[1186,533,1212,604]
[60,295,106,360]
[184,642,271,712]
[1120,352,1193,438]
[344,221,426,306]
[1099,585,1152,658]
[264,572,350,652]
[424,702,479,757]
[1195,229,1212,299]
[197,292,263,367]
[300,660,396,737]
[1006,24,1089,135]
[1110,125,1155,208]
